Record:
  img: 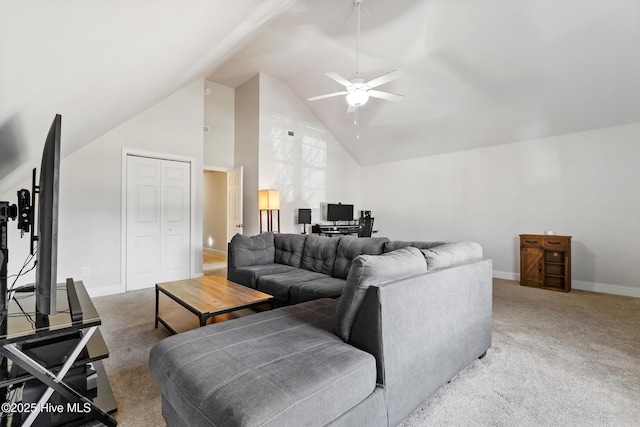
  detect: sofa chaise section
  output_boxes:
[149,299,379,427]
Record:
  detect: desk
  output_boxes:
[312,224,360,236]
[312,224,378,237]
[0,281,116,426]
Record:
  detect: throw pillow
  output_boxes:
[384,240,451,252]
[422,241,482,270]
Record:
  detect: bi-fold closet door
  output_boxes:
[126,155,190,291]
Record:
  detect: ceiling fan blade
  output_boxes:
[368,90,405,102]
[366,70,400,89]
[325,72,353,88]
[308,91,348,101]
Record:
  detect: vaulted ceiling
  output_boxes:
[2,0,640,195]
[210,0,640,165]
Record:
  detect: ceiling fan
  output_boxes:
[307,0,404,114]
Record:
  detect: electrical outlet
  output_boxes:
[82,266,91,276]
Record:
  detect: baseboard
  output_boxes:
[86,284,122,298]
[493,270,640,298]
[493,270,519,281]
[572,280,640,298]
[203,247,227,256]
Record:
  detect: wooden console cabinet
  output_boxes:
[520,234,572,292]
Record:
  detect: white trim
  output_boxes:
[572,280,640,298]
[124,148,195,164]
[86,284,122,298]
[121,148,197,294]
[203,165,231,172]
[493,270,519,281]
[493,270,640,298]
[203,247,227,256]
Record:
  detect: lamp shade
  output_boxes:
[259,190,280,210]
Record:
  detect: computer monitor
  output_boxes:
[327,203,353,222]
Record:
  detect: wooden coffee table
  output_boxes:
[155,276,274,334]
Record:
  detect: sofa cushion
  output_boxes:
[333,236,390,280]
[335,247,428,341]
[384,240,450,253]
[423,241,483,270]
[150,299,377,427]
[257,269,328,303]
[229,233,275,267]
[301,234,340,275]
[274,233,307,268]
[233,264,299,289]
[289,277,347,305]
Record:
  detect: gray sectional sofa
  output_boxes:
[226,232,450,306]
[150,233,493,427]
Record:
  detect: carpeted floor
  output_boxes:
[92,278,640,427]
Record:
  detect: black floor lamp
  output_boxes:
[259,190,280,233]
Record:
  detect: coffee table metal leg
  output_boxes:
[155,284,159,329]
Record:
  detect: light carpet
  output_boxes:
[92,279,640,426]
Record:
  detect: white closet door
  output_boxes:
[126,156,190,290]
[159,159,190,282]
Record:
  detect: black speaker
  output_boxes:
[298,209,311,224]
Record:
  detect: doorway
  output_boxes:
[202,167,243,276]
[203,170,227,257]
[124,153,193,291]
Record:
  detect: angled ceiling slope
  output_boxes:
[210,0,640,166]
[0,0,297,195]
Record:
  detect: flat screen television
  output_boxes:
[32,114,61,315]
[327,203,353,222]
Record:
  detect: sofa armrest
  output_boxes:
[348,258,493,426]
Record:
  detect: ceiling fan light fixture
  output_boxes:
[346,90,369,107]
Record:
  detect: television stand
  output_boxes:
[0,280,116,426]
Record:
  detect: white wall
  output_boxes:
[257,73,361,233]
[3,79,205,297]
[204,80,235,169]
[234,75,261,236]
[361,122,640,297]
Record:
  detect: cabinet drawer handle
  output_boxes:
[548,241,561,245]
[525,240,538,244]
